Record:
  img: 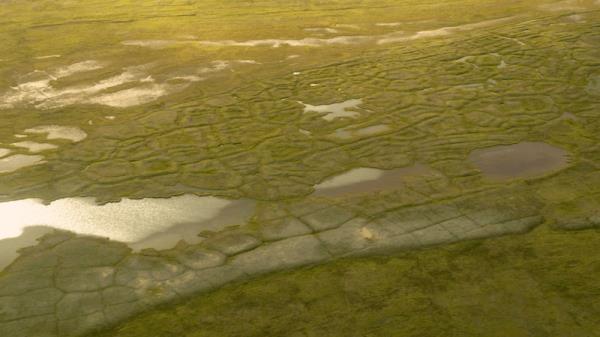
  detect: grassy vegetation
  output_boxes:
[1,0,600,204]
[88,225,600,337]
[1,1,600,335]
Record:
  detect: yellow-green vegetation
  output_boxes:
[1,0,599,204]
[88,226,600,337]
[1,0,600,336]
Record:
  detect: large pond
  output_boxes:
[468,142,570,180]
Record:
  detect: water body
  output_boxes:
[0,126,87,174]
[11,141,58,153]
[0,195,255,269]
[122,17,515,50]
[314,164,438,196]
[316,168,384,190]
[304,27,339,34]
[124,35,373,48]
[88,84,171,108]
[377,17,513,44]
[376,22,403,27]
[34,55,61,60]
[0,226,54,270]
[0,154,46,173]
[0,59,260,109]
[0,66,155,109]
[129,198,255,251]
[24,125,88,142]
[299,99,364,121]
[0,61,213,109]
[468,142,570,180]
[54,60,104,78]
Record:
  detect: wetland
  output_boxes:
[1,0,600,336]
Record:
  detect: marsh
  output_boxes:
[1,0,600,336]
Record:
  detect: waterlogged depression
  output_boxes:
[0,125,87,173]
[121,17,516,49]
[0,60,258,109]
[314,164,439,196]
[0,195,254,268]
[468,142,570,180]
[299,99,365,121]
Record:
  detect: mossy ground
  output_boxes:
[2,0,599,203]
[1,0,600,336]
[89,225,600,337]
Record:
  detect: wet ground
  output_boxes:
[313,164,438,197]
[1,0,600,336]
[468,142,570,180]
